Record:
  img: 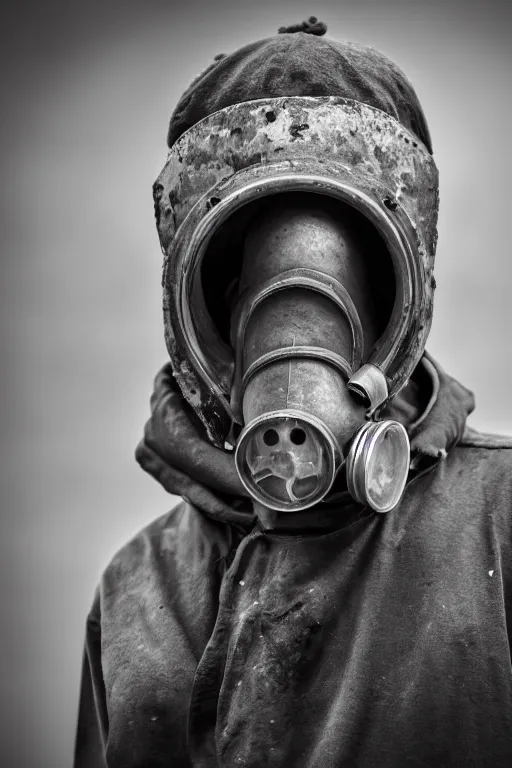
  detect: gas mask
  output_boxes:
[154,96,439,514]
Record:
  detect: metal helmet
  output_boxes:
[154,95,438,450]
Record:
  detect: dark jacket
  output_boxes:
[75,357,512,767]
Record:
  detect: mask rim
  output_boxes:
[166,170,423,428]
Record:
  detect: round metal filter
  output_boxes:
[346,420,410,513]
[235,409,342,512]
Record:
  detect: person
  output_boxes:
[74,18,512,768]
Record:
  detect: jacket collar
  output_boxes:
[387,351,475,460]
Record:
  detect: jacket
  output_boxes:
[74,355,512,767]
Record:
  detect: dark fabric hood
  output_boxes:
[167,26,433,153]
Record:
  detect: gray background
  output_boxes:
[2,0,511,765]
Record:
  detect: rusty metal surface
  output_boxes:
[154,97,439,446]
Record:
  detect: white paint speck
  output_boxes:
[239,580,245,586]
[151,716,158,721]
[253,601,259,606]
[309,588,314,593]
[489,570,494,577]
[270,719,275,724]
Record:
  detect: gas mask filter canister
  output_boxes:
[231,199,410,513]
[236,414,410,513]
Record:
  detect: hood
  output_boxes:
[166,23,432,154]
[182,354,475,529]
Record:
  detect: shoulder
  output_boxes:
[448,426,512,484]
[458,425,512,450]
[452,426,512,481]
[99,501,235,605]
[86,503,238,717]
[438,427,512,525]
[417,428,512,550]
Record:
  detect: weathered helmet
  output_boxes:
[153,29,439,448]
